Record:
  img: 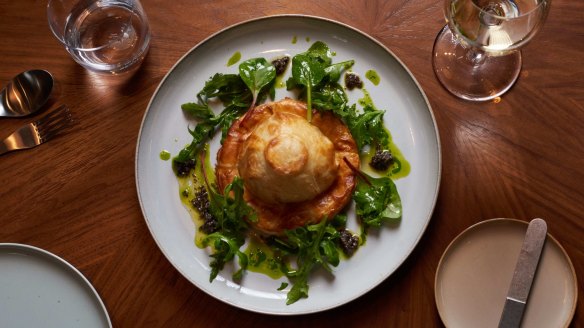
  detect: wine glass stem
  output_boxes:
[466,48,487,65]
[432,25,522,101]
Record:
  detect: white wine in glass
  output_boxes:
[433,0,551,101]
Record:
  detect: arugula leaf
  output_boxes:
[324,60,355,82]
[287,42,354,121]
[347,109,384,150]
[203,232,248,281]
[353,171,402,236]
[199,73,251,103]
[238,58,276,110]
[173,123,214,175]
[207,176,257,233]
[344,104,389,151]
[331,213,348,229]
[180,102,214,119]
[273,218,341,305]
[174,62,278,173]
[173,74,255,173]
[311,82,349,112]
[202,176,257,282]
[187,73,252,111]
[172,105,244,174]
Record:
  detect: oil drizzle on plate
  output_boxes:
[159,150,171,161]
[227,51,241,67]
[358,89,410,179]
[244,235,285,279]
[177,144,214,248]
[365,70,380,86]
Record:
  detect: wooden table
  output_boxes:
[0,1,581,326]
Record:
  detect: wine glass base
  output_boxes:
[432,25,522,102]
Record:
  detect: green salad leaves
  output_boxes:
[173,41,406,305]
[353,171,402,238]
[173,59,276,175]
[202,176,257,281]
[286,41,354,121]
[238,58,276,110]
[270,218,342,304]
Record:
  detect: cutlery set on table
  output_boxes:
[0,70,73,156]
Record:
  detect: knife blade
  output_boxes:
[498,218,547,328]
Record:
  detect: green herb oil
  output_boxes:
[361,146,410,179]
[227,51,241,66]
[159,150,171,161]
[177,144,215,248]
[244,235,285,279]
[275,75,286,88]
[358,88,378,110]
[291,35,297,44]
[358,89,410,179]
[365,70,380,86]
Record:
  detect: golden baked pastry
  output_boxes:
[238,109,338,204]
[216,98,360,235]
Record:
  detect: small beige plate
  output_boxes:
[435,218,577,328]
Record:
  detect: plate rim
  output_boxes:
[135,14,442,315]
[434,218,578,327]
[0,243,112,327]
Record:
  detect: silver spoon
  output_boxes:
[0,70,54,118]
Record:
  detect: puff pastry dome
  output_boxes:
[238,110,338,204]
[216,98,359,235]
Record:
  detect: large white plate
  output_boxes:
[0,243,112,327]
[136,15,441,315]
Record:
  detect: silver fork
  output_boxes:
[0,105,72,156]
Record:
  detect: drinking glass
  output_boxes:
[47,0,151,75]
[432,0,551,101]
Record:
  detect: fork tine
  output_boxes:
[35,104,69,126]
[33,105,73,142]
[37,118,73,142]
[0,105,73,156]
[37,108,72,132]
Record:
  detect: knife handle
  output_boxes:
[499,297,526,328]
[497,218,547,328]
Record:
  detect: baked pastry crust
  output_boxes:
[238,109,338,204]
[216,98,359,235]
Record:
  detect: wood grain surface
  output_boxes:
[0,0,582,327]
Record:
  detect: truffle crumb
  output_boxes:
[339,229,359,256]
[345,72,363,90]
[192,187,219,234]
[369,149,393,171]
[175,159,196,177]
[272,56,290,75]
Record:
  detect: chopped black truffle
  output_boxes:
[344,72,363,90]
[339,229,359,256]
[369,149,394,171]
[271,56,290,75]
[175,159,196,177]
[192,187,219,234]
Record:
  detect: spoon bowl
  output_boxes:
[0,70,54,118]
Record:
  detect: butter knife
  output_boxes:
[498,218,547,328]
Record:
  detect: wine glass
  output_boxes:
[432,0,551,101]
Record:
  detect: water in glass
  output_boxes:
[63,0,150,74]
